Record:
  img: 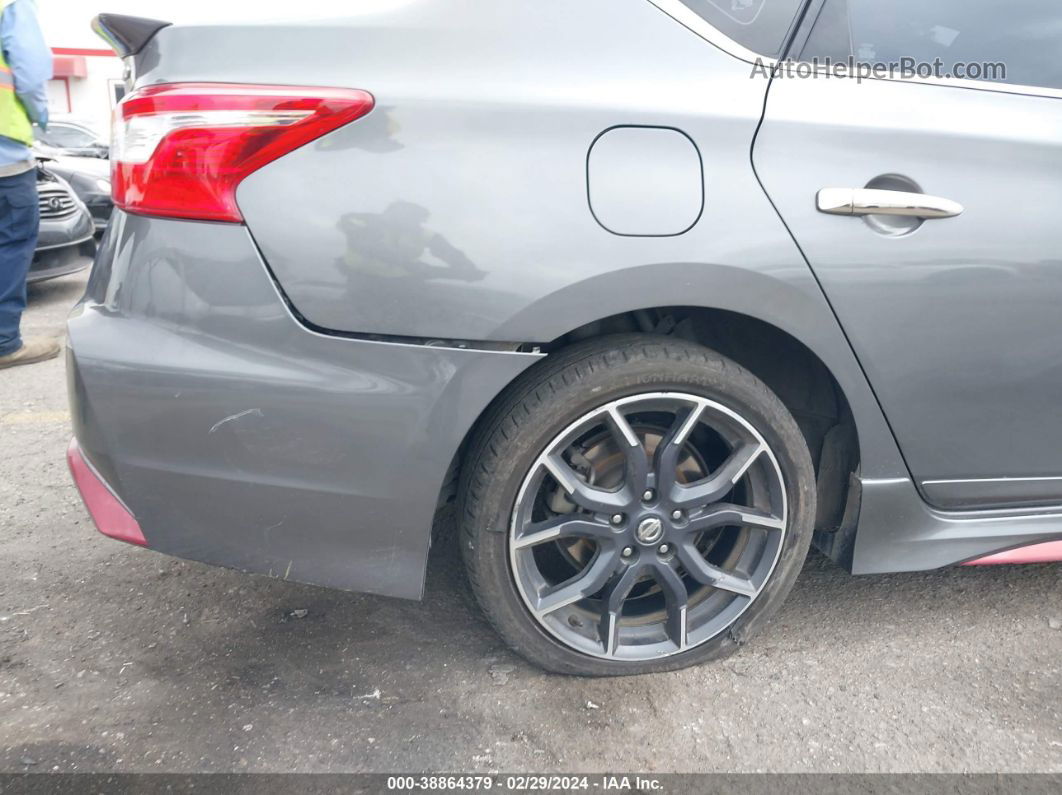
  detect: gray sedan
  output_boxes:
[67,1,1062,676]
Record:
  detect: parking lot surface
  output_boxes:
[1,271,1060,773]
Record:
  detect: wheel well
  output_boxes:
[438,306,860,534]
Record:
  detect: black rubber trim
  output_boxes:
[92,13,171,58]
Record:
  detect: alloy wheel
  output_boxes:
[508,392,787,661]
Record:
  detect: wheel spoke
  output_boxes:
[675,541,758,598]
[653,403,705,492]
[532,547,620,616]
[512,515,614,550]
[684,503,785,535]
[651,562,690,650]
[669,441,764,509]
[605,406,650,495]
[597,564,644,655]
[544,453,629,513]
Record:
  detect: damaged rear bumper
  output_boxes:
[66,211,540,599]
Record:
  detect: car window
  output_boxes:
[676,0,806,58]
[39,124,98,148]
[801,0,1062,91]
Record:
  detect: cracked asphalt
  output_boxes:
[1,270,1060,774]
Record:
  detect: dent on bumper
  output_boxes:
[67,211,541,599]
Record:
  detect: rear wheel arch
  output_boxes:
[439,305,861,538]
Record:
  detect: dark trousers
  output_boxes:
[0,168,40,356]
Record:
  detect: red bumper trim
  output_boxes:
[964,540,1062,566]
[67,438,147,547]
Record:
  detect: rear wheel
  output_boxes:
[459,335,815,676]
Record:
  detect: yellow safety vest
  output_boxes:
[0,0,35,146]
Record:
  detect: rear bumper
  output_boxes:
[66,211,540,599]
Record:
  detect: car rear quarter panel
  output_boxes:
[134,5,798,329]
[231,0,792,345]
[132,0,910,482]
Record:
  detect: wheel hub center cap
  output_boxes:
[635,516,665,545]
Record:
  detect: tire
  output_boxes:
[459,335,816,676]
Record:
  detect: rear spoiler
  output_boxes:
[91,13,171,58]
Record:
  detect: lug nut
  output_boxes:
[659,544,671,555]
[611,514,625,526]
[671,510,683,521]
[642,489,655,502]
[622,546,634,558]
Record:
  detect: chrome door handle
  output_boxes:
[817,188,964,219]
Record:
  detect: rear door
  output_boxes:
[755,0,1062,510]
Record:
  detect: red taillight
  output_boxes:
[112,83,374,223]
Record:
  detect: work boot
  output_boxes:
[0,337,62,370]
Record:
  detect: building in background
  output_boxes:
[38,1,142,138]
[47,47,121,137]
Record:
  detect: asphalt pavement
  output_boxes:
[1,270,1060,773]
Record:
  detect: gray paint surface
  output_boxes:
[68,212,539,599]
[139,0,808,343]
[132,0,910,480]
[853,477,1062,573]
[755,74,1062,505]
[64,0,1062,598]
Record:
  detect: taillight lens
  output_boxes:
[112,83,374,223]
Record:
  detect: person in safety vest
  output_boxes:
[0,0,56,369]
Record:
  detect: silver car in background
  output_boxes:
[68,0,1062,675]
